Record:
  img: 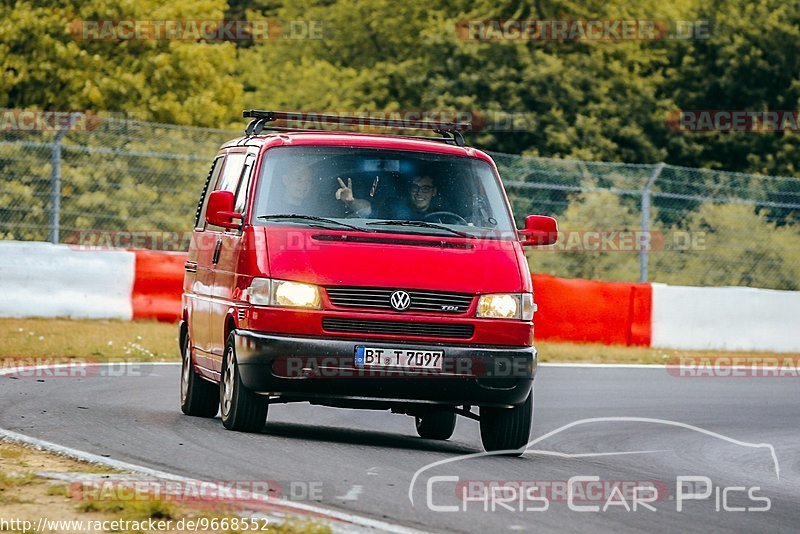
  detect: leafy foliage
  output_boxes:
[3,0,798,171]
[0,0,241,127]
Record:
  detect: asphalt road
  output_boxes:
[1,363,797,533]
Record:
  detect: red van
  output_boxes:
[179,111,557,453]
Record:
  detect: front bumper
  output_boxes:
[233,330,536,408]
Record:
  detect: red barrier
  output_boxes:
[532,274,652,346]
[129,252,654,346]
[131,250,186,322]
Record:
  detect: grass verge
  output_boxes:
[0,318,794,365]
[535,341,796,365]
[0,442,331,533]
[0,318,178,360]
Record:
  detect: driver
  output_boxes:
[405,175,438,215]
[335,175,440,220]
[268,165,345,217]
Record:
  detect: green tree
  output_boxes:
[651,203,800,290]
[660,0,800,176]
[0,0,243,127]
[526,189,645,281]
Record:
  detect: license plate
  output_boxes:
[355,346,444,370]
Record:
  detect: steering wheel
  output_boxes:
[424,211,468,225]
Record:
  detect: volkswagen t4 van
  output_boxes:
[179,111,557,453]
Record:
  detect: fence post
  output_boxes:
[639,162,665,283]
[49,118,74,244]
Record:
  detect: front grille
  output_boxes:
[322,318,474,339]
[325,286,473,314]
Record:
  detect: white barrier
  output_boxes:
[3,240,800,353]
[651,283,800,353]
[0,241,135,319]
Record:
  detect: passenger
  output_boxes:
[335,175,439,220]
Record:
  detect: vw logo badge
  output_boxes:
[390,290,411,311]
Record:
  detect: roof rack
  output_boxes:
[242,110,470,147]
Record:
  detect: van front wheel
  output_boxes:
[220,334,268,432]
[479,392,533,455]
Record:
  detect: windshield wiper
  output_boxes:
[257,214,369,232]
[366,219,473,238]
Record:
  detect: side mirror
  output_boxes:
[520,215,558,246]
[206,190,243,229]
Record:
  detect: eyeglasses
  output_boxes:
[408,185,434,194]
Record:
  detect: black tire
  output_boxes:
[180,334,219,418]
[220,333,268,432]
[415,409,457,440]
[479,391,533,455]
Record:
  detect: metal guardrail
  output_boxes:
[2,116,799,289]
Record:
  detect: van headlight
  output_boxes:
[246,278,321,309]
[274,280,321,308]
[476,293,535,320]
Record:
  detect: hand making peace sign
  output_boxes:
[335,177,354,202]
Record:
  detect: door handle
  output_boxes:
[184,261,197,273]
[212,239,222,265]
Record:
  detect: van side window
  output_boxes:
[234,155,255,213]
[195,156,224,230]
[206,153,247,232]
[216,153,247,194]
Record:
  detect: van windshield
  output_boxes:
[252,146,517,239]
